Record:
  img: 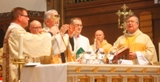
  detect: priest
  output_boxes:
[109,15,158,65]
[63,17,93,62]
[91,30,112,63]
[41,9,68,64]
[2,7,58,82]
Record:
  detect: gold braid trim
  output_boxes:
[3,28,15,82]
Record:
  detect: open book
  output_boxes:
[112,46,129,64]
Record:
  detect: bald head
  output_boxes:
[95,30,105,43]
[29,20,42,34]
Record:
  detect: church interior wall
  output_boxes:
[0,0,160,60]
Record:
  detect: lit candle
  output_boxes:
[94,39,96,52]
[18,34,23,59]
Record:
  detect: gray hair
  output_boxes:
[70,17,82,24]
[126,15,139,24]
[44,9,58,20]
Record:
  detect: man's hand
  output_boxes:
[128,52,136,60]
[60,24,69,36]
[96,39,100,50]
[68,24,76,37]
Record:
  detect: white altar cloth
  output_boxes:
[21,64,160,82]
[21,64,67,82]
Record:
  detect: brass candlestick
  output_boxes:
[13,57,28,82]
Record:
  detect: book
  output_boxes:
[112,46,129,64]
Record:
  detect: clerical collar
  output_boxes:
[76,35,79,38]
[73,35,80,38]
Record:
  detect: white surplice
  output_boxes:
[3,22,52,82]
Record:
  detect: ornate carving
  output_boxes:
[95,76,107,82]
[78,76,90,82]
[143,76,154,82]
[142,68,147,73]
[157,69,160,73]
[28,11,44,17]
[126,68,132,73]
[127,76,139,82]
[110,68,116,72]
[0,12,11,19]
[75,67,81,72]
[93,67,98,72]
[0,11,44,19]
[112,76,123,82]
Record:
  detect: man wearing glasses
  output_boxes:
[109,15,157,65]
[63,17,93,62]
[29,20,43,34]
[2,7,58,82]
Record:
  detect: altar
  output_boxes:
[21,64,160,82]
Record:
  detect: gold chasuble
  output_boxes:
[112,29,157,64]
[91,40,112,54]
[3,23,52,82]
[91,40,112,63]
[63,35,75,62]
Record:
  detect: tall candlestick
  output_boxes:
[18,34,23,59]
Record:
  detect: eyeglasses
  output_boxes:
[54,15,60,18]
[126,20,137,24]
[74,24,83,27]
[31,26,42,29]
[20,15,29,18]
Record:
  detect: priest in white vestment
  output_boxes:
[63,17,93,62]
[40,9,67,64]
[2,7,58,82]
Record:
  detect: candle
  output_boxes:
[94,39,96,52]
[18,34,23,59]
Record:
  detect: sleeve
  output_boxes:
[110,36,122,53]
[8,28,52,59]
[51,33,66,55]
[102,43,112,54]
[141,35,158,62]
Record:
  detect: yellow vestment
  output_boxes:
[91,40,112,54]
[111,29,158,64]
[91,40,112,63]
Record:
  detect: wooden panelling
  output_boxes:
[146,32,153,39]
[64,0,160,60]
[140,26,152,32]
[140,15,152,21]
[140,11,153,41]
[140,21,152,27]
